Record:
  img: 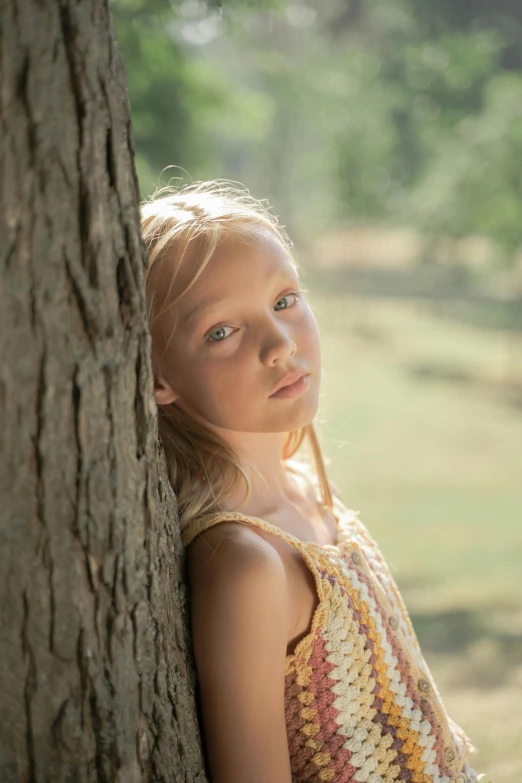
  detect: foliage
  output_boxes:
[112,0,522,255]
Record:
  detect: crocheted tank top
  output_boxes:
[182,495,480,783]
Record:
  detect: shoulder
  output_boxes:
[184,522,294,782]
[186,520,286,582]
[185,520,293,682]
[185,521,291,626]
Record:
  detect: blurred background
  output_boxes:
[112,0,522,777]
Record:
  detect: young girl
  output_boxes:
[140,181,490,783]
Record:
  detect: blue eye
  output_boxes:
[274,292,301,311]
[206,291,302,345]
[207,325,234,343]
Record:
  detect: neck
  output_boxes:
[215,429,303,516]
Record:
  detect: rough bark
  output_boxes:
[0,1,207,781]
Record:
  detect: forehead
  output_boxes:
[178,231,297,307]
[210,231,295,280]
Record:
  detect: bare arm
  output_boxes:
[186,525,294,783]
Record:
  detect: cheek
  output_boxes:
[196,363,253,425]
[186,353,246,404]
[301,308,321,357]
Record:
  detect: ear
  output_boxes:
[153,369,178,406]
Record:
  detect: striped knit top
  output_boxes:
[182,494,483,783]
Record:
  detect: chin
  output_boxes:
[212,386,320,432]
[268,401,320,433]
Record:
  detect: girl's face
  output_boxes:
[152,230,321,434]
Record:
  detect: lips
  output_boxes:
[270,369,309,396]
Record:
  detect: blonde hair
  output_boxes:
[140,179,334,536]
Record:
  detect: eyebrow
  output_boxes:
[183,267,298,330]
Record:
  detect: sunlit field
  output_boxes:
[307,285,522,781]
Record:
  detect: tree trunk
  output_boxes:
[0,1,206,781]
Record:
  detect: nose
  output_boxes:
[260,321,297,366]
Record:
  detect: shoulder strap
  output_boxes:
[181,510,311,553]
[181,510,338,648]
[180,511,283,548]
[180,513,235,548]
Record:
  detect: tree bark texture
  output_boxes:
[0,2,207,781]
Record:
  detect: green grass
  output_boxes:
[308,290,522,782]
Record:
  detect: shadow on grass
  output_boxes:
[350,323,392,344]
[306,267,522,333]
[408,606,522,688]
[406,361,477,386]
[405,360,522,410]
